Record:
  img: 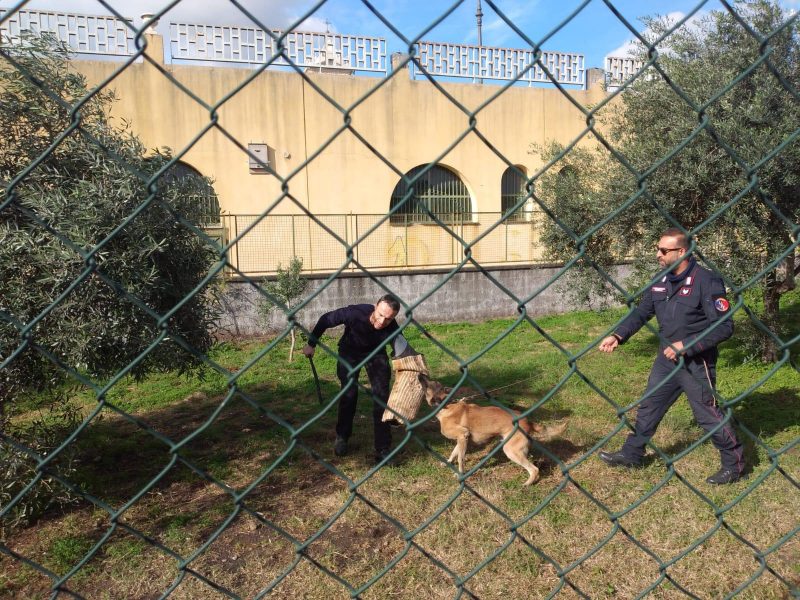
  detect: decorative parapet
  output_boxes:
[413,41,585,87]
[605,55,645,89]
[1,7,593,88]
[0,8,136,55]
[169,22,387,73]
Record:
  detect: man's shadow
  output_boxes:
[642,386,799,474]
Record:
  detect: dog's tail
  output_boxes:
[530,421,567,442]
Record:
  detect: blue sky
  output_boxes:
[5,0,800,69]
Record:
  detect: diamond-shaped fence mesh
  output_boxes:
[1,1,799,598]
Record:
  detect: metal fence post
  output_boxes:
[307,213,313,273]
[234,214,240,272]
[354,213,359,269]
[404,212,409,268]
[505,216,509,262]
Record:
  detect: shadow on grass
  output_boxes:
[35,360,553,517]
[642,386,799,474]
[32,377,336,516]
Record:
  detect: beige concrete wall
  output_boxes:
[70,34,606,273]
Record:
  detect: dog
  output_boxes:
[420,377,566,486]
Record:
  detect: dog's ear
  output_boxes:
[417,373,428,388]
[418,374,434,405]
[422,376,444,405]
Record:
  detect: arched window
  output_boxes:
[162,161,221,226]
[390,164,471,224]
[501,165,530,221]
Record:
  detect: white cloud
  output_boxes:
[779,0,797,17]
[605,10,704,60]
[605,37,639,60]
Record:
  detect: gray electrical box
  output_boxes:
[248,143,270,173]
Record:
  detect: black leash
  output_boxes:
[455,375,539,402]
[308,355,324,405]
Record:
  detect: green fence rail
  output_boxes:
[1,1,798,599]
[217,211,547,275]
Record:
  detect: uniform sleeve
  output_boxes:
[614,287,656,344]
[683,274,734,357]
[308,306,351,347]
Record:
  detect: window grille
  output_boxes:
[161,161,221,226]
[501,166,530,222]
[390,165,472,224]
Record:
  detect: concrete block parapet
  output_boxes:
[212,264,631,338]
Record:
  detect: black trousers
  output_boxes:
[621,353,745,473]
[335,352,392,452]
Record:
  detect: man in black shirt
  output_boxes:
[302,294,414,464]
[597,228,744,484]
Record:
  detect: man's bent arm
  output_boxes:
[613,287,656,344]
[308,306,351,347]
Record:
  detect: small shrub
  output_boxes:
[1,392,82,535]
[257,256,309,361]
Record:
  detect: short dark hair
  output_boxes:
[377,293,401,313]
[661,227,689,249]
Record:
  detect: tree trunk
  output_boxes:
[761,272,781,363]
[759,219,795,363]
[288,328,296,363]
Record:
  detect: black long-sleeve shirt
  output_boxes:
[309,304,409,360]
[614,258,734,358]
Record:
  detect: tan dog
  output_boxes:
[421,377,566,486]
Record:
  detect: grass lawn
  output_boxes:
[2,292,799,599]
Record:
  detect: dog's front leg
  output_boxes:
[456,433,469,475]
[446,426,469,474]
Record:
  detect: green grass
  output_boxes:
[46,535,94,575]
[102,538,147,564]
[3,290,799,599]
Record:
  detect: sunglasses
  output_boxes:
[657,246,684,255]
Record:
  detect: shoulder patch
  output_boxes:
[713,297,730,312]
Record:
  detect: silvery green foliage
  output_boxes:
[1,393,82,532]
[258,257,308,361]
[0,33,220,397]
[0,32,221,526]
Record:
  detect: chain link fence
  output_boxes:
[1,1,799,598]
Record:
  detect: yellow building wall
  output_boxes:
[70,34,607,274]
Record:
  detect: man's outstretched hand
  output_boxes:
[598,335,620,353]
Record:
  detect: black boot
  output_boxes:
[374,448,399,467]
[599,450,641,468]
[706,467,741,485]
[334,436,349,457]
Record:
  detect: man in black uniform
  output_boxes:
[598,228,744,484]
[302,294,414,464]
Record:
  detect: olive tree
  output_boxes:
[534,0,799,361]
[0,34,220,525]
[257,257,309,362]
